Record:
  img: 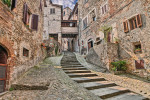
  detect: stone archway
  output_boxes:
[0,45,8,93]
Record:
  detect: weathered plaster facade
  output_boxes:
[79,0,150,78]
[0,0,45,91]
[43,0,62,44]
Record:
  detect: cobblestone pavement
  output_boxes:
[75,52,150,99]
[0,54,100,100]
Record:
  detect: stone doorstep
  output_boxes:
[11,84,49,90]
[0,91,9,97]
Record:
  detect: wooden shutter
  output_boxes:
[135,60,144,69]
[23,3,28,24]
[136,14,142,27]
[102,7,104,14]
[123,20,129,33]
[31,14,39,30]
[39,0,42,11]
[104,5,107,13]
[53,8,55,14]
[50,9,52,14]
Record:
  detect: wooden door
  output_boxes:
[0,47,8,93]
[0,64,7,93]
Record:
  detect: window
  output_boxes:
[83,17,87,29]
[11,0,17,10]
[23,48,29,57]
[50,8,55,14]
[135,60,144,69]
[84,0,88,4]
[101,4,108,15]
[63,11,65,16]
[134,42,142,54]
[129,17,137,30]
[95,37,102,45]
[90,9,96,22]
[23,3,39,30]
[123,14,142,32]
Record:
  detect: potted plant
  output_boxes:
[114,38,120,44]
[111,60,127,75]
[2,0,11,8]
[134,48,142,54]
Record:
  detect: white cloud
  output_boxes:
[52,0,76,9]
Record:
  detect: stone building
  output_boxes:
[0,0,45,93]
[43,0,62,44]
[43,0,79,52]
[78,0,150,78]
[63,7,72,20]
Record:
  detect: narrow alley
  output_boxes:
[0,0,150,100]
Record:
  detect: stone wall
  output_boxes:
[78,0,150,78]
[0,0,45,90]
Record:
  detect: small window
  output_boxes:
[11,0,17,10]
[63,11,65,16]
[134,42,142,54]
[135,60,144,69]
[23,48,29,57]
[23,3,39,30]
[50,8,55,14]
[101,4,108,15]
[83,17,87,29]
[84,0,88,4]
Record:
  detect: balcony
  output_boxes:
[61,20,78,38]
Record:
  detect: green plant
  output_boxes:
[111,60,127,71]
[2,0,11,7]
[9,87,14,91]
[114,37,120,43]
[55,45,58,55]
[99,25,112,42]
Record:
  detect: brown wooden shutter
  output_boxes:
[123,20,129,33]
[23,3,28,24]
[102,7,104,14]
[136,14,142,27]
[39,0,42,11]
[31,14,39,30]
[135,60,144,69]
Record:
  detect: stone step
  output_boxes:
[105,92,147,100]
[61,64,82,66]
[62,67,87,70]
[72,77,106,83]
[61,65,84,68]
[65,70,91,74]
[90,86,130,99]
[68,73,98,78]
[85,83,117,90]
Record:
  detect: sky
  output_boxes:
[52,0,78,9]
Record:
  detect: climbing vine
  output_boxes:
[99,25,112,42]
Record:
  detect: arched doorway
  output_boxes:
[0,45,8,93]
[88,38,94,51]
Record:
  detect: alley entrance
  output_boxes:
[0,45,8,93]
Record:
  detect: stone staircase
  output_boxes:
[61,52,149,100]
